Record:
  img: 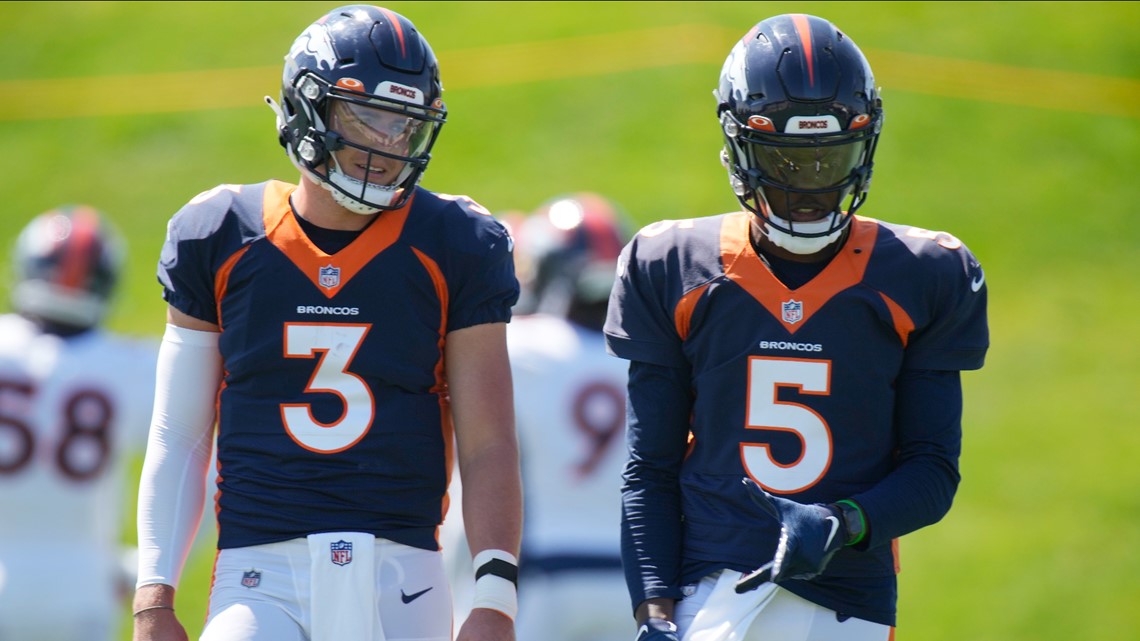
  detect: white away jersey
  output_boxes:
[509,314,628,560]
[0,314,157,601]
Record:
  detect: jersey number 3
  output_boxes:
[281,323,374,454]
[741,356,833,493]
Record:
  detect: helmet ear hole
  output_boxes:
[296,136,325,166]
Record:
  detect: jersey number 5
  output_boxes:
[741,356,833,493]
[281,323,374,454]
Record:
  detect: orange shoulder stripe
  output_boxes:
[674,283,711,341]
[877,291,916,348]
[214,246,251,330]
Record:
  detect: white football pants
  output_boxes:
[676,570,892,641]
[200,533,451,641]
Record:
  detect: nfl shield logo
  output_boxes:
[241,569,261,588]
[781,299,804,324]
[330,540,353,566]
[319,264,341,289]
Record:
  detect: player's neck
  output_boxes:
[292,176,379,231]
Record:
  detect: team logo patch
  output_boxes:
[781,299,804,324]
[330,540,353,566]
[241,569,261,588]
[319,264,341,289]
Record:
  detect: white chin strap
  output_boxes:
[325,156,416,215]
[762,212,846,255]
[322,174,385,215]
[297,163,406,216]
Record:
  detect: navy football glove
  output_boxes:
[634,618,680,641]
[735,478,846,593]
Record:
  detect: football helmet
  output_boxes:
[715,14,883,254]
[514,193,630,330]
[11,205,123,331]
[268,5,446,214]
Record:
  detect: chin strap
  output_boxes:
[761,214,847,255]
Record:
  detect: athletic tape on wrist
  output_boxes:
[471,549,518,620]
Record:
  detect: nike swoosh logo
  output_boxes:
[970,270,985,292]
[824,515,841,548]
[400,587,432,604]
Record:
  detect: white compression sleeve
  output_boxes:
[135,324,222,588]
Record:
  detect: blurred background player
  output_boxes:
[511,193,632,641]
[0,205,158,641]
[448,194,633,641]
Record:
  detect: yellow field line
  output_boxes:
[1,24,1135,121]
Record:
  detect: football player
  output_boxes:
[604,14,989,641]
[131,6,521,641]
[0,206,157,641]
[510,194,633,641]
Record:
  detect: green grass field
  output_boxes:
[1,2,1137,639]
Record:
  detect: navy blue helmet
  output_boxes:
[715,14,883,254]
[270,5,446,213]
[11,205,123,331]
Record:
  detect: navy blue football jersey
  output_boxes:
[157,180,518,551]
[605,212,988,625]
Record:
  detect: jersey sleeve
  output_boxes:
[444,199,519,332]
[851,368,963,548]
[603,234,687,368]
[903,243,989,372]
[156,185,252,325]
[620,360,692,610]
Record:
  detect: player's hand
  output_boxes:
[635,617,680,641]
[735,478,845,592]
[457,607,515,641]
[132,607,188,641]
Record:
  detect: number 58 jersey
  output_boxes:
[604,212,988,623]
[158,181,518,551]
[0,313,157,625]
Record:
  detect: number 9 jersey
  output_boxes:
[604,212,988,626]
[157,180,518,551]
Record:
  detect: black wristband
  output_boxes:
[475,557,519,586]
[832,499,867,546]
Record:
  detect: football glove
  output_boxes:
[634,618,680,641]
[735,478,846,593]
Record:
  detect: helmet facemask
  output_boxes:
[276,71,445,214]
[722,109,880,254]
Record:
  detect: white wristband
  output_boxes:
[471,549,518,621]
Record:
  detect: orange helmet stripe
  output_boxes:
[378,7,407,59]
[790,14,816,87]
[56,206,100,289]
